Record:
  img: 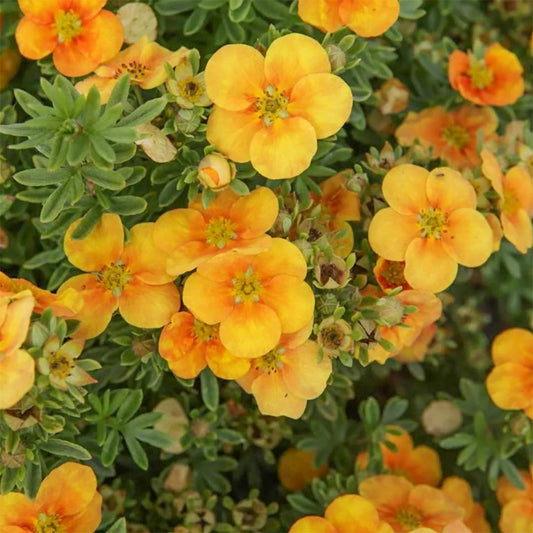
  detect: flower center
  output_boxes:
[205,217,237,248]
[417,206,448,239]
[254,85,289,127]
[48,350,74,380]
[395,505,422,531]
[502,190,520,214]
[179,78,203,101]
[319,263,344,285]
[35,513,64,533]
[254,347,284,374]
[97,261,131,297]
[53,10,82,44]
[380,260,407,288]
[442,124,470,149]
[320,325,344,349]
[193,320,218,343]
[468,59,494,89]
[115,60,148,81]
[232,266,262,304]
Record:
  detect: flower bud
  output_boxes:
[422,400,463,436]
[375,78,409,115]
[317,317,353,357]
[325,44,346,71]
[197,153,236,190]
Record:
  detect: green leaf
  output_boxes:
[107,518,127,533]
[123,434,148,470]
[229,179,249,195]
[183,8,208,35]
[48,135,69,170]
[14,168,71,187]
[286,493,321,514]
[221,13,246,42]
[118,96,168,128]
[200,368,219,412]
[14,89,50,118]
[40,438,92,460]
[132,429,173,449]
[106,74,130,109]
[82,85,102,126]
[24,461,42,499]
[101,430,121,467]
[102,127,138,144]
[96,104,124,131]
[382,397,408,424]
[71,206,103,239]
[40,180,71,223]
[82,166,125,190]
[67,133,90,167]
[155,0,197,15]
[500,459,526,490]
[117,390,143,422]
[89,134,116,164]
[108,196,147,215]
[439,433,473,449]
[23,248,65,269]
[253,0,289,20]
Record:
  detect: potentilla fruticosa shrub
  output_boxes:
[0,0,532,532]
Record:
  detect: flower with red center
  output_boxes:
[496,464,533,533]
[58,214,181,339]
[395,106,498,170]
[357,426,442,486]
[373,257,411,293]
[486,328,533,419]
[15,0,123,77]
[0,461,102,532]
[237,322,331,418]
[183,238,315,359]
[448,44,524,106]
[158,311,250,380]
[0,289,35,409]
[153,186,278,276]
[359,475,465,532]
[204,33,353,179]
[76,35,189,104]
[298,0,400,38]
[481,149,533,254]
[368,165,493,293]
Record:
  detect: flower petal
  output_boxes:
[207,106,262,163]
[289,516,337,533]
[74,75,117,105]
[219,303,282,359]
[70,0,107,20]
[289,73,353,138]
[480,149,504,197]
[18,0,70,23]
[404,238,458,293]
[0,350,35,410]
[297,0,343,33]
[61,492,102,533]
[409,485,464,529]
[0,292,34,356]
[64,213,123,273]
[251,371,306,418]
[499,500,533,533]
[492,328,533,367]
[501,210,533,254]
[486,363,533,411]
[339,0,400,38]
[206,343,250,380]
[15,17,57,60]
[249,117,317,179]
[230,186,279,238]
[0,493,37,530]
[119,279,180,329]
[359,474,412,514]
[426,168,477,212]
[325,493,383,533]
[382,164,429,215]
[205,44,266,111]
[264,33,331,92]
[253,238,308,280]
[442,208,492,267]
[368,208,419,261]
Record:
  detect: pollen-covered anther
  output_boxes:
[205,217,237,248]
[231,266,263,304]
[35,512,63,533]
[254,85,289,126]
[97,261,132,297]
[468,59,494,89]
[53,10,82,43]
[417,206,448,239]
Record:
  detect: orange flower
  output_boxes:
[237,323,331,418]
[76,36,188,104]
[441,477,491,533]
[15,0,123,77]
[183,238,315,360]
[486,328,533,419]
[481,149,533,254]
[411,523,472,533]
[289,494,394,533]
[158,311,250,380]
[496,464,533,533]
[357,426,442,486]
[278,448,329,491]
[205,33,353,179]
[448,44,524,106]
[317,170,361,222]
[0,271,81,318]
[367,290,442,364]
[58,214,181,339]
[0,461,102,532]
[368,165,493,293]
[153,187,278,276]
[0,48,21,91]
[395,323,437,364]
[373,257,411,293]
[298,0,400,38]
[359,475,465,532]
[396,105,498,170]
[0,289,35,409]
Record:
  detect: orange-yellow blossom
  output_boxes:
[205,33,353,179]
[58,214,180,339]
[496,464,533,533]
[183,238,314,359]
[368,165,493,293]
[481,149,533,254]
[486,328,533,419]
[298,0,400,38]
[153,187,278,276]
[15,0,123,77]
[0,461,102,532]
[278,448,329,491]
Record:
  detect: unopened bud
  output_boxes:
[375,78,409,115]
[325,44,346,71]
[198,153,236,191]
[422,400,463,436]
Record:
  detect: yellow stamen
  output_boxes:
[417,206,448,239]
[254,85,289,127]
[192,320,218,343]
[320,325,345,350]
[53,10,82,44]
[115,60,148,81]
[254,347,284,374]
[97,261,131,297]
[395,505,422,530]
[35,513,64,533]
[231,266,262,304]
[48,350,74,380]
[178,77,204,102]
[468,59,494,89]
[379,260,407,287]
[442,124,470,149]
[205,217,237,249]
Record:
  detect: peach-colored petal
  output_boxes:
[289,73,353,138]
[382,164,429,215]
[15,17,57,60]
[264,33,331,92]
[499,500,533,533]
[205,343,250,380]
[119,279,180,329]
[359,474,412,513]
[230,186,279,238]
[480,149,504,197]
[325,493,384,533]
[339,0,400,38]
[64,214,124,273]
[0,349,35,410]
[249,117,317,179]
[408,485,464,529]
[486,363,533,411]
[219,303,282,359]
[426,168,477,212]
[492,328,533,366]
[289,516,337,533]
[60,492,102,533]
[0,292,34,356]
[501,210,533,254]
[205,44,265,111]
[253,238,308,280]
[442,208,492,267]
[368,209,419,261]
[404,238,458,293]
